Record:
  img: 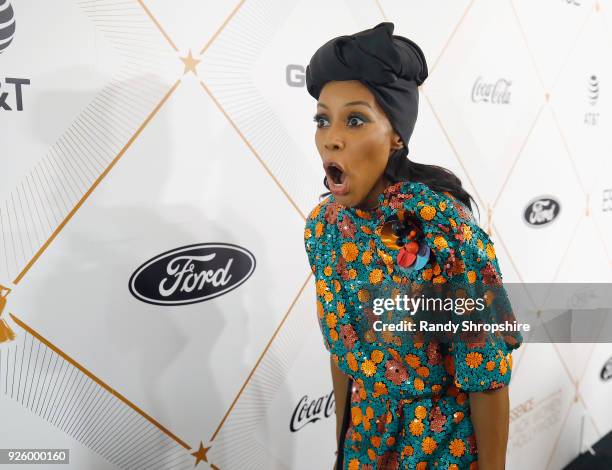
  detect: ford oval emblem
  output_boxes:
[523,195,561,227]
[129,243,256,306]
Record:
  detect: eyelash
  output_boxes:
[312,113,367,129]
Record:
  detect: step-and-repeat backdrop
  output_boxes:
[1,1,612,469]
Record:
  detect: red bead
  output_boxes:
[405,241,419,254]
[397,248,416,267]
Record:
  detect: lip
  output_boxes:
[323,160,349,196]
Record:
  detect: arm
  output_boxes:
[469,386,510,470]
[330,356,350,446]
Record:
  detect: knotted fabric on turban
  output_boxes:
[306,22,428,154]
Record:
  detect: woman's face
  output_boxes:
[314,80,404,209]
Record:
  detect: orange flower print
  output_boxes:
[449,438,466,457]
[371,350,384,363]
[409,419,424,436]
[315,221,324,238]
[372,381,388,397]
[485,242,496,260]
[433,235,448,250]
[419,205,436,221]
[422,436,437,454]
[500,357,508,375]
[401,445,414,457]
[465,351,483,368]
[326,313,337,328]
[369,268,384,285]
[315,279,328,297]
[361,359,377,377]
[414,377,425,391]
[351,407,363,426]
[341,242,359,262]
[414,406,427,420]
[347,352,358,371]
[405,354,421,368]
[358,289,371,302]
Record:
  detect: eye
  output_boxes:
[347,113,366,127]
[313,113,328,128]
[312,113,367,129]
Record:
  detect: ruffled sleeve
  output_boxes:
[394,183,523,392]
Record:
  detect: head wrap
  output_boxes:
[306,22,428,156]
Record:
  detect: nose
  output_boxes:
[324,134,345,151]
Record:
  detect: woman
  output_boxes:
[303,22,523,470]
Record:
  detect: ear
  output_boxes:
[391,133,404,150]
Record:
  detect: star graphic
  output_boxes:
[180,49,201,75]
[191,441,211,466]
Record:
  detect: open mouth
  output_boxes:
[323,161,349,195]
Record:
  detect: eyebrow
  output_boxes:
[317,100,373,110]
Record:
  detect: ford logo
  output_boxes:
[129,243,255,306]
[601,357,612,382]
[523,195,561,227]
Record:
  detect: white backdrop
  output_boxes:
[1,1,612,469]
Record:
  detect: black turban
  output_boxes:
[305,22,428,155]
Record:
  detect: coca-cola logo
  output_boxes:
[129,243,255,306]
[509,398,534,423]
[601,357,612,381]
[523,195,561,227]
[471,76,512,104]
[290,390,335,432]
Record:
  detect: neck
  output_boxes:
[354,176,391,210]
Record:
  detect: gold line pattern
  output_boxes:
[136,0,179,52]
[199,0,248,56]
[198,80,307,220]
[9,313,191,450]
[13,80,181,285]
[209,272,313,443]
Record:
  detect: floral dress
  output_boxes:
[303,180,523,470]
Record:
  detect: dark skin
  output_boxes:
[314,80,509,470]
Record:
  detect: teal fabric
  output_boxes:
[304,180,523,469]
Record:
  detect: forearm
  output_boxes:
[469,386,510,470]
[330,356,350,445]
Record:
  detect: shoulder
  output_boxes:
[396,181,502,282]
[305,195,332,223]
[391,180,476,234]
